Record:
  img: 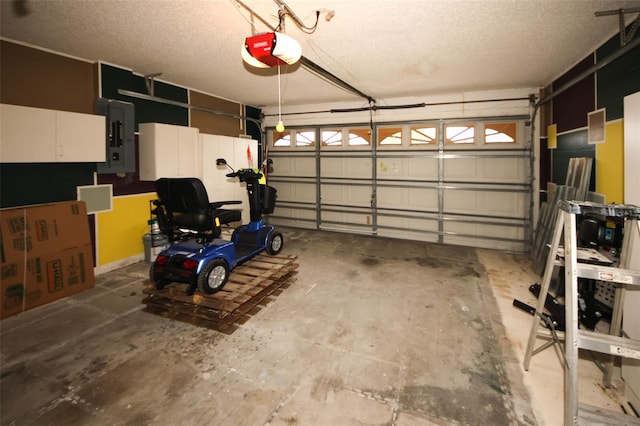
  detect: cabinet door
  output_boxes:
[139,123,200,180]
[55,110,106,162]
[154,124,180,178]
[0,104,56,162]
[177,126,200,177]
[139,123,162,180]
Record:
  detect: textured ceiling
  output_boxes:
[1,0,638,109]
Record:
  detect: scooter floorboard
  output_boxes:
[234,243,264,261]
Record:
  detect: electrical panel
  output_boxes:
[96,98,135,174]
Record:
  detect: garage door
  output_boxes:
[267,117,532,252]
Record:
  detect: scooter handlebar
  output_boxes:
[226,168,263,181]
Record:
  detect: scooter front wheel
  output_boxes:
[197,259,229,294]
[267,232,284,255]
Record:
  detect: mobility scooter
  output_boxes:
[149,159,283,295]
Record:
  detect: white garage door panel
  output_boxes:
[481,158,526,181]
[444,158,477,179]
[275,156,316,177]
[274,207,316,220]
[445,190,525,217]
[377,186,407,206]
[377,187,438,210]
[321,157,372,178]
[377,158,406,178]
[269,216,316,229]
[378,228,440,243]
[478,192,526,216]
[408,187,439,210]
[445,157,526,183]
[445,234,521,251]
[321,184,371,206]
[321,211,370,226]
[378,157,439,179]
[408,157,439,179]
[275,182,316,203]
[445,221,524,240]
[321,184,344,204]
[378,215,439,232]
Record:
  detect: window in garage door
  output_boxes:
[484,122,517,143]
[273,129,316,147]
[378,125,438,146]
[445,124,475,144]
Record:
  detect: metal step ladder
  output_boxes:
[522,200,640,425]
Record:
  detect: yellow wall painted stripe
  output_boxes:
[596,120,624,204]
[97,193,156,265]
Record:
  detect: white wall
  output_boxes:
[201,134,258,224]
[622,90,640,402]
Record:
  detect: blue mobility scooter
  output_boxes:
[149,159,283,295]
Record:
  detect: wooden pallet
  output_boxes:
[142,254,298,333]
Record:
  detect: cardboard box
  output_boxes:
[0,201,95,319]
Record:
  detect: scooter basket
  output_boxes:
[261,185,277,214]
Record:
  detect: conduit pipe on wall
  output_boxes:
[536,35,640,108]
[117,89,262,128]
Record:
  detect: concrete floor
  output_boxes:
[0,227,629,425]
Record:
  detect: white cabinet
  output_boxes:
[1,104,56,162]
[138,123,200,181]
[55,109,106,162]
[0,103,105,163]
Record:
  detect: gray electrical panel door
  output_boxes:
[96,98,135,174]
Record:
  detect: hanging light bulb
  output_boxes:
[276,121,285,132]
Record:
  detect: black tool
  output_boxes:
[512,299,563,330]
[529,283,566,331]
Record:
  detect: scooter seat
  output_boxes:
[173,211,213,231]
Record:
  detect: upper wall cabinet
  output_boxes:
[0,104,106,163]
[138,123,200,181]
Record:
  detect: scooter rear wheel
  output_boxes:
[149,264,169,290]
[197,259,229,294]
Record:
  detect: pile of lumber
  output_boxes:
[532,157,593,276]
